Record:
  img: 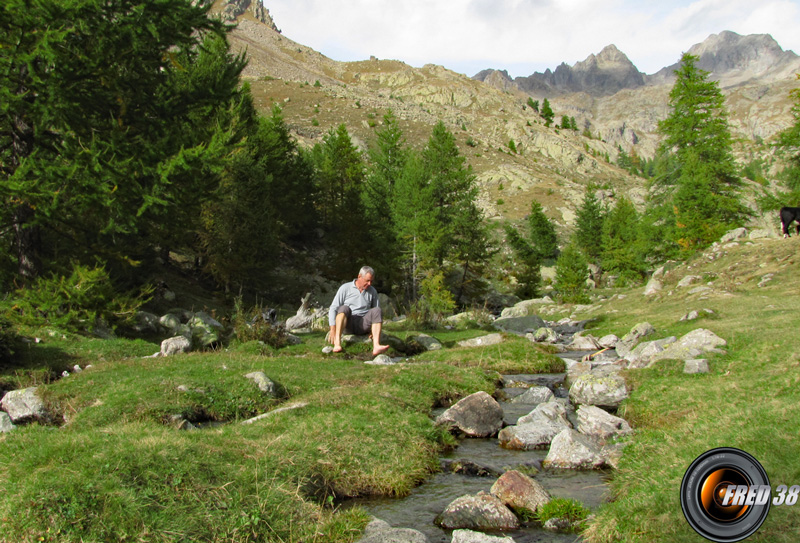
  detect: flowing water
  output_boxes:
[348,357,613,543]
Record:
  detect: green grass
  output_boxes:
[0,326,502,542]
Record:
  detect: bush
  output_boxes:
[231,298,288,349]
[554,243,590,304]
[5,264,147,332]
[407,272,455,328]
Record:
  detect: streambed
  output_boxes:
[349,356,614,543]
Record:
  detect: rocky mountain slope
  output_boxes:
[215,1,797,235]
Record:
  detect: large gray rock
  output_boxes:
[543,429,607,469]
[435,492,519,531]
[490,469,551,515]
[0,412,16,432]
[161,335,192,356]
[566,333,600,351]
[510,386,554,405]
[684,359,710,374]
[1,387,51,424]
[643,277,662,296]
[528,327,558,343]
[357,518,429,543]
[576,405,632,440]
[621,322,655,344]
[655,329,726,363]
[244,372,278,397]
[436,391,504,438]
[408,333,442,351]
[569,373,628,409]
[493,314,546,335]
[499,401,572,450]
[188,311,224,348]
[451,530,515,543]
[457,333,504,348]
[624,336,677,368]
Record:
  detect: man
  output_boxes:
[327,266,390,356]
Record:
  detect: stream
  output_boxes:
[348,348,614,543]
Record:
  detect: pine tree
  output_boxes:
[0,0,245,283]
[527,202,559,260]
[504,224,541,299]
[657,53,747,253]
[541,99,555,128]
[601,197,646,284]
[776,75,800,197]
[574,188,606,263]
[554,242,589,304]
[311,124,369,275]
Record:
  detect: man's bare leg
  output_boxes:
[333,312,347,353]
[371,322,389,356]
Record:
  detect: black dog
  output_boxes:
[780,206,800,238]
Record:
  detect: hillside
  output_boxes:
[216,1,797,236]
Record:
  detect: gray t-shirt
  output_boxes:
[328,280,379,326]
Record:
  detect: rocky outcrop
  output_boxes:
[436,391,504,438]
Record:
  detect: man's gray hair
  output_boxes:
[358,266,375,278]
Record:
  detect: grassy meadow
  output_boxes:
[2,236,800,542]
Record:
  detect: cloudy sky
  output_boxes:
[265,0,800,77]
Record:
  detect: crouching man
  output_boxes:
[327,266,390,356]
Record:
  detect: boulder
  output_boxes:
[159,313,183,335]
[543,429,606,469]
[490,470,551,515]
[510,386,554,405]
[188,311,224,348]
[624,336,677,368]
[655,329,726,362]
[408,333,442,351]
[720,227,747,242]
[576,405,632,440]
[499,402,571,450]
[161,335,192,356]
[569,373,628,409]
[435,492,519,531]
[457,333,504,348]
[1,387,51,424]
[493,314,546,335]
[133,311,161,333]
[285,293,322,331]
[597,334,619,349]
[436,391,504,438]
[528,327,558,343]
[0,412,16,433]
[684,359,710,374]
[566,333,600,351]
[357,518,430,543]
[451,530,515,543]
[365,354,396,366]
[244,372,279,397]
[621,322,655,344]
[677,275,703,288]
[643,278,662,296]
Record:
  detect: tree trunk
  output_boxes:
[13,203,40,282]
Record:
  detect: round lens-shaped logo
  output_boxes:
[681,448,771,542]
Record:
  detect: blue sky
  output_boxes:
[265,0,800,77]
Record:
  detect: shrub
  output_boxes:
[5,264,147,332]
[407,272,455,328]
[231,297,288,349]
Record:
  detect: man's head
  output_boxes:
[355,266,375,292]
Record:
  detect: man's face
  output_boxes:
[355,272,374,292]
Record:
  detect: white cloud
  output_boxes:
[265,0,800,76]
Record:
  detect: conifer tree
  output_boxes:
[504,224,541,299]
[574,189,606,263]
[0,0,244,283]
[527,201,559,261]
[775,75,800,198]
[541,99,555,128]
[657,53,747,252]
[600,196,646,284]
[554,242,589,304]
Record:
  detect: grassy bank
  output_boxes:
[580,237,800,542]
[0,327,560,542]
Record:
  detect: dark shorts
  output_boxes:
[336,305,382,335]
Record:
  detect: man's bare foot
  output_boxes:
[372,345,389,356]
[333,346,344,353]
